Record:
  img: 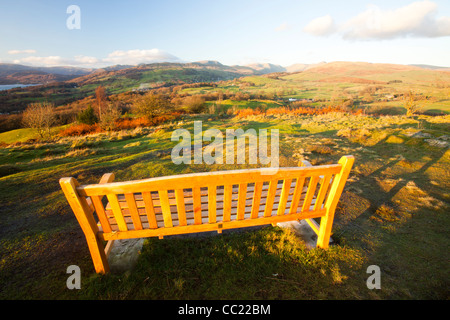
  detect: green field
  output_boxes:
[0,128,38,144]
[0,125,70,144]
[0,112,448,299]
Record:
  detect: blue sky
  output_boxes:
[1,0,449,68]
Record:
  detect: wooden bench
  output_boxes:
[60,155,354,274]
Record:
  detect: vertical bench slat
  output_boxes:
[277,179,292,216]
[158,190,173,228]
[90,196,112,233]
[223,185,232,222]
[124,193,143,230]
[302,176,319,212]
[237,183,247,220]
[208,186,217,223]
[106,194,128,232]
[251,182,263,219]
[175,189,187,227]
[193,187,202,225]
[142,192,158,229]
[264,180,278,217]
[314,174,333,211]
[289,177,306,214]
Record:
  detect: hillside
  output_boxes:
[0,61,260,114]
[290,61,450,83]
[0,63,94,85]
[1,60,449,117]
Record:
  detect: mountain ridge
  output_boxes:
[1,60,449,86]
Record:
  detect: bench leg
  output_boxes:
[60,177,110,274]
[316,215,333,249]
[85,234,110,274]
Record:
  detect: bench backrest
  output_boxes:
[61,156,354,247]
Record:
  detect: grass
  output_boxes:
[0,113,449,300]
[0,128,38,144]
[80,227,365,300]
[0,125,70,144]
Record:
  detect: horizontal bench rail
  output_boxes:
[76,165,342,197]
[60,156,354,274]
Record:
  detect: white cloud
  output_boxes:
[102,49,181,65]
[9,49,181,68]
[304,1,450,40]
[341,1,450,40]
[18,56,67,66]
[74,55,99,65]
[303,15,335,36]
[275,22,291,32]
[8,49,37,55]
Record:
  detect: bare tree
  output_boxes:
[95,86,107,121]
[99,103,122,131]
[404,90,424,117]
[22,102,56,138]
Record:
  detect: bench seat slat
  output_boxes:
[101,198,317,232]
[106,188,308,214]
[99,209,327,241]
[104,184,307,210]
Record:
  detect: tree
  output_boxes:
[22,102,56,138]
[95,86,107,121]
[76,106,98,125]
[99,103,122,131]
[132,93,172,120]
[404,90,423,117]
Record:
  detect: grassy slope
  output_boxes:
[0,128,38,144]
[0,113,448,299]
[282,62,450,113]
[0,125,69,144]
[0,67,248,113]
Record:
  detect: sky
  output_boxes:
[0,0,449,68]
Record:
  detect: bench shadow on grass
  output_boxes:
[332,124,449,298]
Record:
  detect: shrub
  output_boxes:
[234,105,363,119]
[76,106,98,125]
[132,93,173,120]
[99,103,122,131]
[115,117,152,130]
[59,124,102,137]
[182,95,205,113]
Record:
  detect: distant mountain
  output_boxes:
[0,63,93,85]
[191,60,224,67]
[410,64,450,71]
[93,65,134,73]
[243,62,326,74]
[285,62,327,73]
[3,60,446,88]
[0,61,260,86]
[66,61,273,88]
[284,61,450,85]
[245,63,286,74]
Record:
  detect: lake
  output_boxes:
[0,84,40,91]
